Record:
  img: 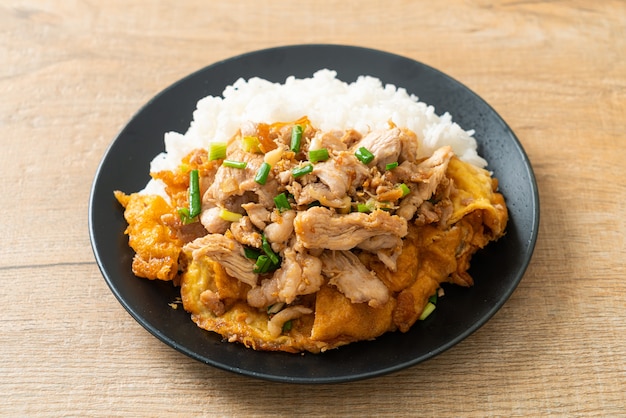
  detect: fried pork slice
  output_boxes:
[294,206,408,251]
[230,216,262,248]
[320,250,389,308]
[293,151,369,209]
[351,127,418,171]
[247,247,324,307]
[396,145,454,220]
[311,152,369,198]
[204,148,279,208]
[309,130,348,152]
[356,234,403,272]
[183,233,257,288]
[241,202,271,229]
[199,206,231,234]
[296,183,347,209]
[264,210,296,247]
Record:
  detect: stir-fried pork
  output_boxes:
[312,153,369,199]
[264,210,296,246]
[183,233,257,288]
[247,247,324,307]
[350,127,419,171]
[309,130,347,153]
[356,234,404,271]
[396,145,454,220]
[204,148,279,207]
[294,206,408,251]
[230,216,262,248]
[241,202,271,229]
[320,250,389,308]
[199,206,231,234]
[296,183,347,208]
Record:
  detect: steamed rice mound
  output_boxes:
[147,70,485,179]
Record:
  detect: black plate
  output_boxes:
[89,44,539,384]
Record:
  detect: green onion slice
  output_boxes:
[292,163,313,178]
[355,146,375,164]
[385,161,399,170]
[274,192,291,213]
[309,148,329,163]
[242,136,262,153]
[261,235,280,265]
[282,320,293,332]
[188,169,201,218]
[399,183,411,197]
[208,142,227,161]
[177,207,195,225]
[290,125,303,152]
[357,203,372,213]
[419,302,436,320]
[244,247,261,260]
[267,302,285,315]
[218,208,243,222]
[428,293,438,305]
[254,162,271,185]
[223,159,247,169]
[253,255,271,274]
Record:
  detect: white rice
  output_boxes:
[143,69,485,194]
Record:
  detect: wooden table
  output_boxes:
[2,1,624,416]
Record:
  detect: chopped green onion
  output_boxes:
[223,159,247,169]
[292,163,313,178]
[267,302,285,315]
[254,162,272,185]
[274,193,291,213]
[282,320,293,332]
[428,293,438,305]
[355,146,375,164]
[177,207,195,224]
[290,125,303,152]
[251,234,283,274]
[309,148,329,163]
[218,208,243,222]
[419,302,436,320]
[253,253,281,274]
[399,183,411,197]
[385,161,399,170]
[242,136,262,153]
[356,198,376,213]
[262,235,280,265]
[356,204,369,213]
[253,255,271,274]
[188,169,201,218]
[208,142,227,161]
[244,247,261,260]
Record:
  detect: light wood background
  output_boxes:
[1,1,624,416]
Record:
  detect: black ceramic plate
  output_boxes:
[89,44,539,384]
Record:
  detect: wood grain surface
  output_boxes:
[1,1,624,416]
